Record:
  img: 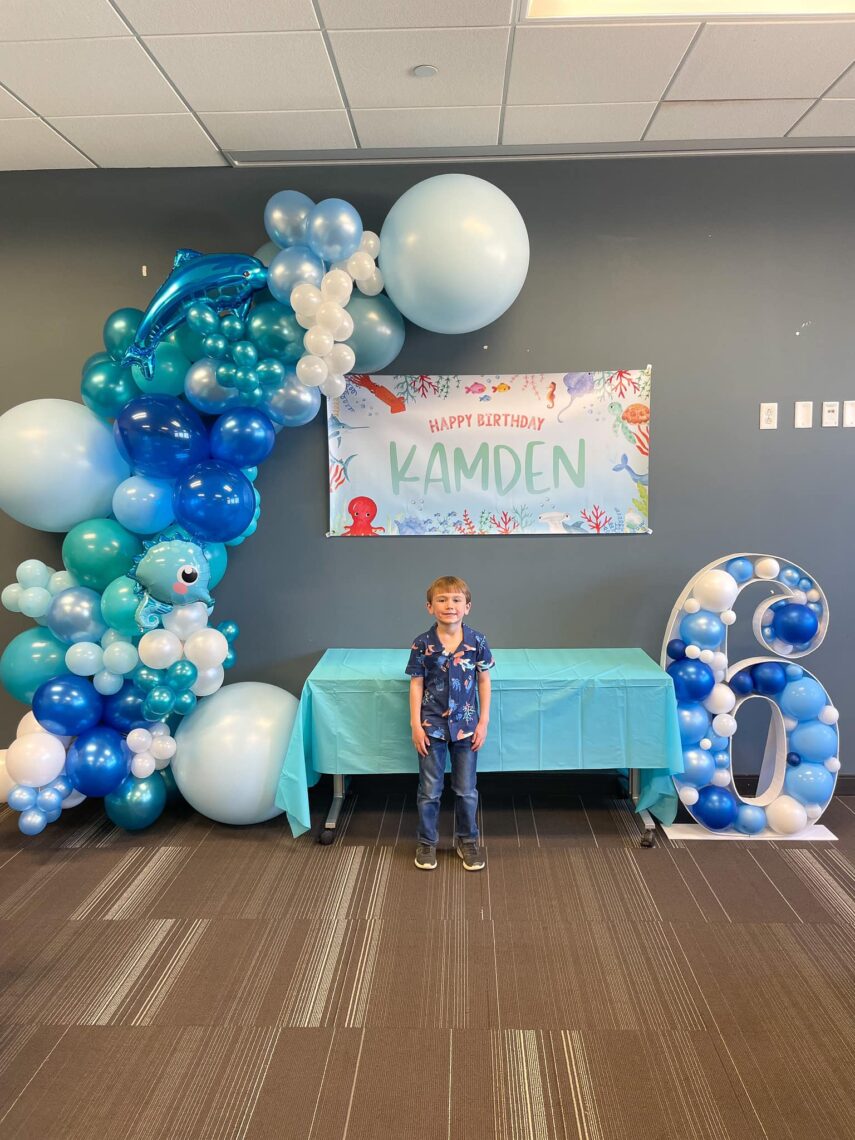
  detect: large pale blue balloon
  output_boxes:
[267,246,324,306]
[173,681,297,824]
[264,190,314,249]
[261,370,321,427]
[0,400,129,532]
[345,293,405,374]
[379,173,529,334]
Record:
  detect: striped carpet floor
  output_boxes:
[1,774,854,1139]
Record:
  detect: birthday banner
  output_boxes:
[327,370,651,536]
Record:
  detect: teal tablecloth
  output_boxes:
[275,648,683,837]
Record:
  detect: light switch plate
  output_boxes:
[794,401,813,429]
[822,401,840,427]
[760,402,778,429]
[844,400,855,427]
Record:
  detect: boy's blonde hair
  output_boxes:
[426,576,471,604]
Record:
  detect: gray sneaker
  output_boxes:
[415,843,437,870]
[455,840,486,871]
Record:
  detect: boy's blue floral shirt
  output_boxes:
[405,624,495,740]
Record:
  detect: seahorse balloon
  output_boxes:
[130,535,213,630]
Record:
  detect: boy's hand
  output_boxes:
[471,718,489,750]
[412,727,431,757]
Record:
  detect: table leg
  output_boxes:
[318,774,350,845]
[629,768,657,848]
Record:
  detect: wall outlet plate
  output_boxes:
[843,400,855,428]
[822,401,840,427]
[794,401,813,428]
[760,402,778,429]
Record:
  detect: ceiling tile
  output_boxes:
[145,32,343,112]
[0,38,183,116]
[117,0,318,36]
[647,99,811,140]
[0,118,94,169]
[49,113,226,166]
[668,21,855,101]
[330,28,510,108]
[318,0,513,29]
[0,85,30,117]
[200,109,354,150]
[503,102,654,144]
[826,63,855,97]
[353,106,500,147]
[788,98,855,136]
[0,0,127,41]
[508,23,697,106]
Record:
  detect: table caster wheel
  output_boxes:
[640,831,656,848]
[318,828,335,845]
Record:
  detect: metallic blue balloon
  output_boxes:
[33,673,103,736]
[345,293,405,374]
[264,190,314,248]
[120,250,268,380]
[115,395,209,479]
[679,610,725,650]
[173,460,256,543]
[112,475,175,535]
[267,246,324,306]
[210,409,275,467]
[725,557,754,583]
[184,358,241,415]
[102,682,152,734]
[46,587,108,645]
[8,785,37,811]
[667,659,715,702]
[677,703,710,746]
[261,371,321,427]
[19,808,48,836]
[735,804,767,834]
[306,198,363,263]
[679,748,716,788]
[66,725,129,797]
[693,786,738,830]
[105,774,167,831]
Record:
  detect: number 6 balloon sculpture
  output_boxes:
[662,554,839,834]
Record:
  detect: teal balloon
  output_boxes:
[168,320,207,362]
[101,575,141,636]
[62,518,142,592]
[167,660,197,691]
[345,293,405,374]
[159,765,185,807]
[82,351,111,377]
[204,541,227,588]
[103,308,144,360]
[105,774,166,831]
[81,360,139,420]
[132,342,191,397]
[0,628,67,704]
[247,302,303,360]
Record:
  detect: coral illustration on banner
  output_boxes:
[327,369,652,536]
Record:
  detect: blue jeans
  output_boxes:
[417,735,479,846]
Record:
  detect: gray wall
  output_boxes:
[0,155,852,774]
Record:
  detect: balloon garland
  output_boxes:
[663,554,838,835]
[0,176,530,835]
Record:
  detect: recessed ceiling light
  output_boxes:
[412,64,439,78]
[527,1,855,16]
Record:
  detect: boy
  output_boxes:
[406,575,495,872]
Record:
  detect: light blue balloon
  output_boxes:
[779,677,827,722]
[46,587,107,646]
[264,190,314,249]
[784,762,835,806]
[713,751,730,768]
[65,641,104,676]
[261,372,321,428]
[94,669,125,695]
[102,641,138,674]
[112,475,175,535]
[779,566,800,587]
[677,703,710,746]
[17,559,51,588]
[267,246,324,306]
[345,293,406,374]
[679,748,716,788]
[379,173,529,334]
[735,803,767,834]
[789,720,838,763]
[184,358,242,415]
[679,610,725,650]
[2,583,22,612]
[726,557,754,583]
[19,587,51,619]
[306,198,363,263]
[48,570,78,595]
[0,399,129,532]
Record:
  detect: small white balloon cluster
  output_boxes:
[0,712,84,834]
[67,629,139,696]
[139,601,229,698]
[291,231,381,400]
[1,558,78,620]
[125,722,176,779]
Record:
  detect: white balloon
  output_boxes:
[290,283,322,317]
[151,735,176,762]
[295,312,313,330]
[712,652,728,671]
[357,267,384,297]
[333,311,354,341]
[191,665,225,697]
[315,301,346,332]
[711,769,731,787]
[127,728,153,755]
[699,738,712,751]
[296,355,328,387]
[683,598,701,614]
[162,601,209,640]
[806,588,821,603]
[6,732,66,786]
[17,711,46,737]
[62,789,86,809]
[805,804,823,821]
[184,627,229,669]
[359,230,381,258]
[699,649,715,664]
[790,590,807,606]
[766,794,808,835]
[711,713,737,738]
[783,715,798,732]
[685,645,701,659]
[819,705,839,725]
[704,683,736,715]
[346,250,375,282]
[693,570,739,612]
[138,629,183,670]
[678,786,699,806]
[320,374,347,399]
[754,558,780,580]
[150,722,170,738]
[320,269,353,306]
[0,751,15,803]
[720,610,736,626]
[825,757,841,773]
[326,342,355,376]
[304,325,334,357]
[131,752,156,779]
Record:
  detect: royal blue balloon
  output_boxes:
[789,720,838,764]
[115,395,209,479]
[751,662,787,695]
[102,682,152,734]
[264,190,314,248]
[66,726,129,797]
[46,587,107,646]
[787,751,802,766]
[33,673,103,736]
[784,762,835,806]
[267,246,324,306]
[667,658,715,702]
[344,293,406,374]
[677,703,710,746]
[306,198,363,263]
[726,557,754,583]
[779,676,827,721]
[679,610,725,650]
[112,475,175,535]
[731,669,754,696]
[735,803,767,834]
[772,603,819,646]
[666,639,686,661]
[105,773,167,831]
[693,785,738,830]
[679,748,716,788]
[173,460,256,543]
[210,408,275,468]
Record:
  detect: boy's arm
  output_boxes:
[472,671,491,750]
[409,677,430,757]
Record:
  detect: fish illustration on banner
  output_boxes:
[326,369,652,536]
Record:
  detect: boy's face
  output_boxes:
[427,590,471,624]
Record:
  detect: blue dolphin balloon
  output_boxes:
[121,250,268,380]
